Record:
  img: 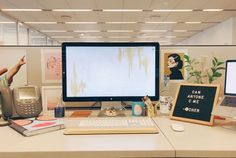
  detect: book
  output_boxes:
[9,116,65,136]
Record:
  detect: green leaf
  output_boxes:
[213,72,222,77]
[207,72,213,83]
[184,65,191,68]
[216,67,225,70]
[213,57,218,63]
[211,68,216,73]
[216,61,224,66]
[184,55,190,62]
[212,59,216,67]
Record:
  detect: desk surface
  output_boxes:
[1,113,236,158]
[153,116,236,157]
[0,118,174,158]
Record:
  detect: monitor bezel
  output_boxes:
[224,60,236,96]
[62,42,160,102]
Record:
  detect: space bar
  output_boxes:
[63,127,159,135]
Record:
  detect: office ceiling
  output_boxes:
[0,0,236,44]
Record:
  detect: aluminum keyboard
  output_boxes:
[64,117,159,135]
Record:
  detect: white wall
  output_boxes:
[232,17,236,44]
[0,24,3,44]
[178,18,234,45]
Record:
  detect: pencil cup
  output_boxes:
[54,106,65,118]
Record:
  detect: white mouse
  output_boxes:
[171,123,185,132]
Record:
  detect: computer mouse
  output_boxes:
[171,123,185,132]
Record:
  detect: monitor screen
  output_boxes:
[62,42,159,102]
[225,60,236,95]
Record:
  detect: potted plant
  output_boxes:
[184,55,225,84]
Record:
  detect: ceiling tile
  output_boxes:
[124,0,153,9]
[95,0,123,9]
[0,0,44,9]
[175,0,208,9]
[206,11,236,22]
[202,0,235,9]
[66,0,96,9]
[184,12,219,22]
[149,0,182,9]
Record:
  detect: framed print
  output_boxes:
[41,48,62,83]
[41,86,62,114]
[163,49,188,81]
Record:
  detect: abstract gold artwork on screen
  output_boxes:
[118,47,149,76]
[70,63,86,96]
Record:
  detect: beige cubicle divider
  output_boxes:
[160,45,236,97]
[1,45,236,106]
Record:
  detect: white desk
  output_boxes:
[1,114,236,158]
[0,119,174,158]
[153,116,236,157]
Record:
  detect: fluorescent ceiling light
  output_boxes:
[51,36,74,38]
[202,9,223,12]
[166,36,176,38]
[41,30,67,32]
[140,30,167,32]
[106,22,137,24]
[145,21,177,24]
[109,36,132,38]
[107,30,134,32]
[137,36,159,38]
[31,36,45,39]
[102,9,143,12]
[25,22,57,24]
[65,22,97,24]
[185,22,202,24]
[80,36,103,38]
[0,21,15,24]
[173,30,187,32]
[74,30,101,32]
[52,9,92,12]
[153,9,193,12]
[1,9,42,11]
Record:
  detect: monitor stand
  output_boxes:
[98,101,126,117]
[101,101,123,110]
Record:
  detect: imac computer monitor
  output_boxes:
[62,42,159,103]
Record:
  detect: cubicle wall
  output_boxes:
[0,45,236,106]
[160,46,236,97]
